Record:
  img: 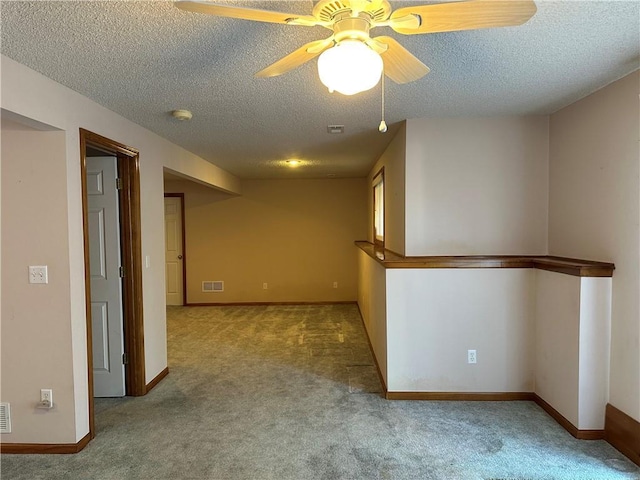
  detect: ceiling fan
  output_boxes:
[175,0,537,95]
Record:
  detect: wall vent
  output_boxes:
[202,281,224,292]
[0,403,11,433]
[327,125,344,134]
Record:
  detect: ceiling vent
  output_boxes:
[0,403,11,433]
[202,281,224,292]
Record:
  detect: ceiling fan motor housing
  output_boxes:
[333,15,372,42]
[313,0,392,23]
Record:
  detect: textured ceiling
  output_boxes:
[1,1,638,179]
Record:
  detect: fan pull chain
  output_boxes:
[379,73,387,133]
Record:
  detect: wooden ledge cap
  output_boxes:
[355,241,614,277]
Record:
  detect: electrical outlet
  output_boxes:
[468,350,477,364]
[39,389,53,409]
[263,283,268,290]
[29,266,48,284]
[333,281,338,288]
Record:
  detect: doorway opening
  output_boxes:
[80,129,146,440]
[164,193,186,306]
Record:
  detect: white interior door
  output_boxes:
[87,156,125,397]
[164,196,184,305]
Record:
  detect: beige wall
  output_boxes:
[548,71,640,421]
[367,123,406,255]
[357,76,635,428]
[356,259,610,428]
[534,270,581,426]
[1,120,77,442]
[404,116,549,256]
[1,55,241,444]
[164,178,367,303]
[534,270,612,430]
[578,277,612,429]
[386,268,535,393]
[357,250,388,385]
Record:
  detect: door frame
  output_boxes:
[164,193,187,306]
[80,128,146,440]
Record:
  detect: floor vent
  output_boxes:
[0,403,11,433]
[202,281,224,292]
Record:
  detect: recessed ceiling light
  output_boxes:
[327,125,344,134]
[171,109,193,121]
[286,160,301,167]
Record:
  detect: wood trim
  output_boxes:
[605,403,640,466]
[0,433,91,454]
[81,129,139,156]
[145,367,169,394]
[355,303,388,394]
[80,129,146,441]
[381,392,604,440]
[533,394,604,440]
[118,153,146,397]
[372,167,384,248]
[185,301,357,307]
[384,247,405,258]
[79,132,95,440]
[386,392,534,401]
[532,257,615,277]
[355,241,615,277]
[164,193,187,305]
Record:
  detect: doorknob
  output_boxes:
[177,255,183,260]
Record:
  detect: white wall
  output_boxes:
[357,250,388,385]
[404,117,549,256]
[1,55,241,443]
[385,268,535,393]
[548,71,640,421]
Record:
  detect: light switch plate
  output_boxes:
[29,266,48,284]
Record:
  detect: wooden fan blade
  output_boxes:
[390,0,537,35]
[175,1,320,26]
[373,36,430,84]
[255,39,334,78]
[365,37,389,55]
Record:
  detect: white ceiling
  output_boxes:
[1,1,638,179]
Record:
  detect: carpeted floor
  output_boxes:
[1,304,639,480]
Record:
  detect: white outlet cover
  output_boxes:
[40,389,53,408]
[468,350,477,364]
[29,265,48,284]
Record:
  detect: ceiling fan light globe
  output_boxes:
[317,40,383,96]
